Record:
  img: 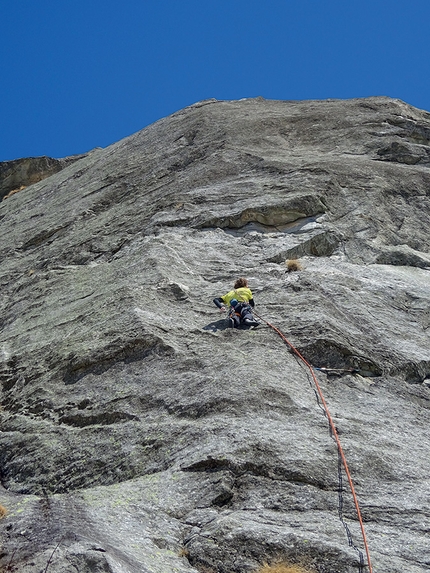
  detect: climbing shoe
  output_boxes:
[244,319,260,327]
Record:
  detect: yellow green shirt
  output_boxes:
[221,287,253,306]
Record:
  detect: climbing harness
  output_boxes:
[228,301,258,328]
[253,310,373,573]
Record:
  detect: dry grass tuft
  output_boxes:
[286,259,303,272]
[0,504,8,519]
[257,562,313,573]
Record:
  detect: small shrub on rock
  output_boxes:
[286,259,303,272]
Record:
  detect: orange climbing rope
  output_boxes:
[253,311,373,573]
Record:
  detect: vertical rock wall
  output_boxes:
[0,97,429,573]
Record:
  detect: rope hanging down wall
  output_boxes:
[253,310,373,573]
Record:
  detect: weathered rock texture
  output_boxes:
[0,97,429,573]
[0,153,88,201]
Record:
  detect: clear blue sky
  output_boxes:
[1,0,429,162]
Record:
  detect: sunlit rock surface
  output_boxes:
[0,97,429,573]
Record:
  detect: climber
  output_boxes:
[213,277,260,328]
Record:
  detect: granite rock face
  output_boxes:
[0,97,429,573]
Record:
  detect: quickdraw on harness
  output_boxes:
[253,310,373,573]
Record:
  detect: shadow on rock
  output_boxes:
[203,319,261,332]
[203,319,231,332]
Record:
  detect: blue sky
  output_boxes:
[1,0,429,162]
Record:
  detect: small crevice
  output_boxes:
[18,226,67,251]
[58,411,139,427]
[181,457,332,490]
